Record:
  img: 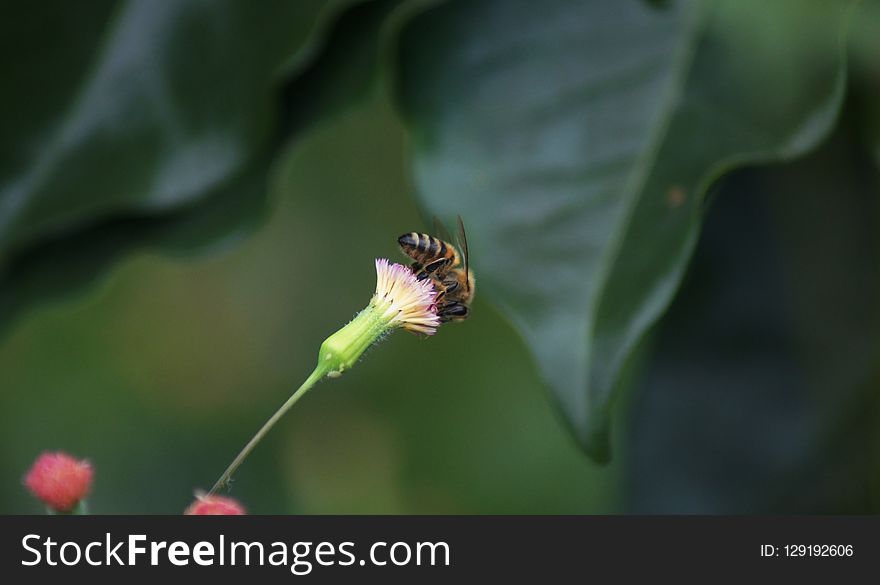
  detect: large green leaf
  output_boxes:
[1,0,326,249]
[624,120,880,512]
[395,0,852,459]
[0,0,420,331]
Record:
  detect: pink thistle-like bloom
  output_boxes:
[185,493,246,515]
[372,258,441,335]
[24,451,93,512]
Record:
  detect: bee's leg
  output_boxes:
[442,278,460,294]
[411,261,431,281]
[424,257,452,274]
[439,302,469,322]
[417,257,451,281]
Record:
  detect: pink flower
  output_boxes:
[185,493,246,515]
[24,451,93,512]
[372,258,441,335]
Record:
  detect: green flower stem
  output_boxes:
[209,366,326,495]
[209,301,393,495]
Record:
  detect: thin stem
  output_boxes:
[209,366,327,495]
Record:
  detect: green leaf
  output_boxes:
[1,0,327,249]
[624,120,880,512]
[396,0,853,459]
[0,0,420,331]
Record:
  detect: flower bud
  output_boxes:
[24,451,93,513]
[185,493,246,515]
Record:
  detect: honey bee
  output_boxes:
[397,215,475,323]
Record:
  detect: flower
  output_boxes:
[372,258,441,335]
[24,451,94,513]
[185,493,246,515]
[208,258,441,494]
[317,258,440,377]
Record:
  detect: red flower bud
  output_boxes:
[185,493,246,515]
[24,452,93,512]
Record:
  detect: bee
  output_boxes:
[397,215,475,323]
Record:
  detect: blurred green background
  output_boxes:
[0,91,616,514]
[2,0,880,515]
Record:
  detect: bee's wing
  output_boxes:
[432,215,454,244]
[456,214,470,291]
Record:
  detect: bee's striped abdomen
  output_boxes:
[432,236,448,258]
[398,232,456,265]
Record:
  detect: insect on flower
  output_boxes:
[397,215,475,323]
[207,222,475,495]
